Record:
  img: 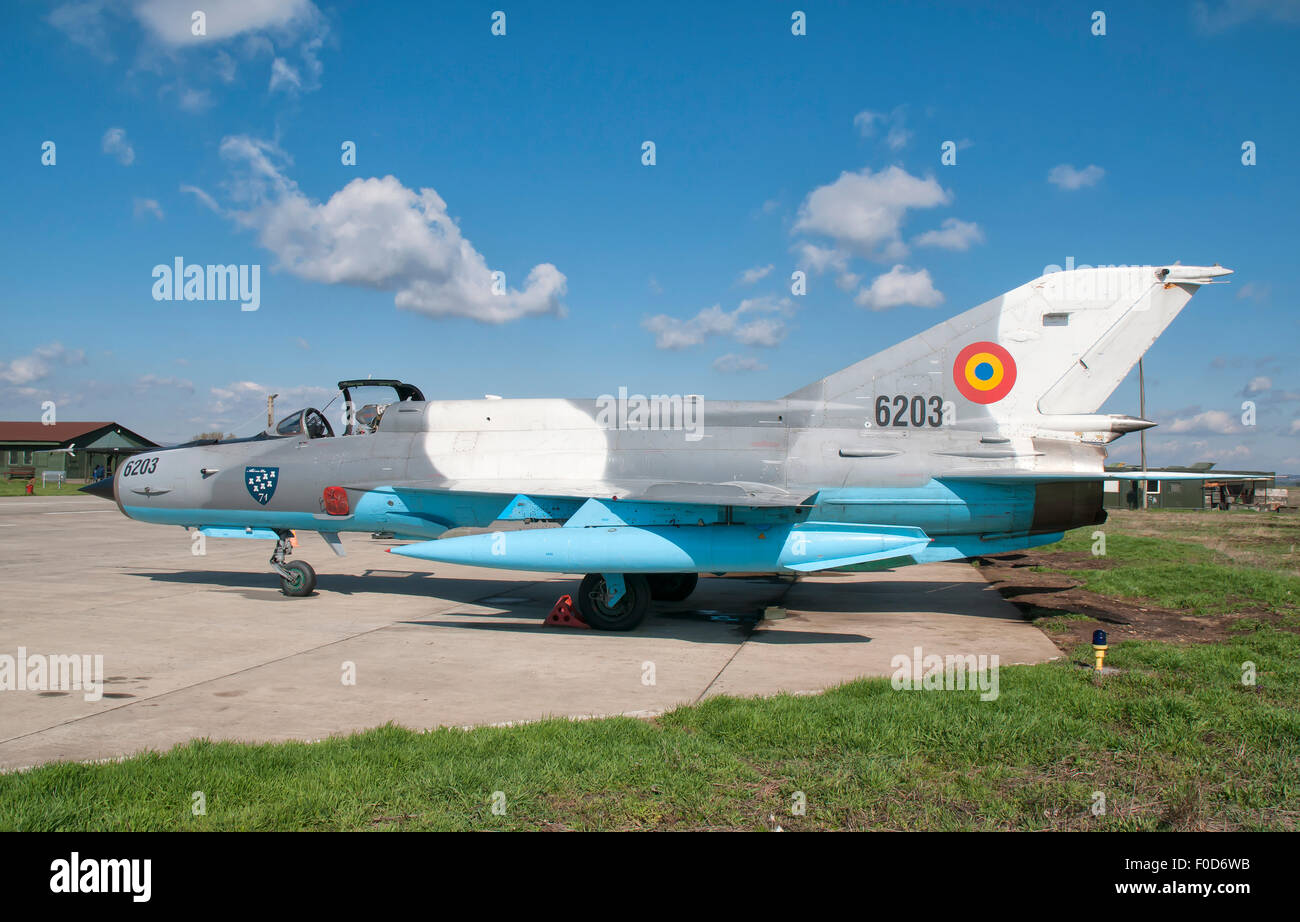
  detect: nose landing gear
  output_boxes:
[576,573,650,631]
[271,532,317,596]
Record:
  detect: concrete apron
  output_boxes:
[0,497,1059,771]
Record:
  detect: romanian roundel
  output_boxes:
[953,341,1017,404]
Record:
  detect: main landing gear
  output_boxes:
[576,572,700,631]
[647,572,698,602]
[271,532,317,597]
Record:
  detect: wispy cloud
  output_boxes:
[644,297,793,350]
[0,343,87,386]
[101,127,134,165]
[1166,409,1242,435]
[913,217,984,251]
[133,197,164,220]
[48,0,331,110]
[1047,163,1105,190]
[853,105,911,150]
[713,354,768,373]
[1192,0,1300,33]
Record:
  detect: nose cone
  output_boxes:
[80,475,116,501]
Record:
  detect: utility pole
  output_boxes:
[1138,359,1148,510]
[267,393,279,429]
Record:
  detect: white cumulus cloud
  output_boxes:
[132,0,317,44]
[50,1,330,108]
[855,265,944,311]
[794,166,949,261]
[214,135,566,323]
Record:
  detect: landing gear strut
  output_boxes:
[577,573,650,631]
[271,532,316,596]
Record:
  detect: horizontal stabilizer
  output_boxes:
[941,471,1260,483]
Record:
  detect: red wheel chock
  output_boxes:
[544,594,590,629]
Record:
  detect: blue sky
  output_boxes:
[2,0,1297,470]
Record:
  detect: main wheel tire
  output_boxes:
[279,560,317,596]
[646,572,699,602]
[576,573,651,631]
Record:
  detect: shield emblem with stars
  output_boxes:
[245,466,279,505]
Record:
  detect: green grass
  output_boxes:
[1051,528,1219,564]
[4,508,1296,831]
[3,628,1297,831]
[1071,563,1300,617]
[1045,526,1300,619]
[0,479,85,497]
[1092,508,1300,575]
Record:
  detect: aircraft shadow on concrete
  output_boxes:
[123,570,996,637]
[125,569,556,603]
[786,578,1022,620]
[395,614,865,646]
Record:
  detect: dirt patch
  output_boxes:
[973,551,1273,652]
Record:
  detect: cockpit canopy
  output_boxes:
[267,380,425,439]
[273,408,334,439]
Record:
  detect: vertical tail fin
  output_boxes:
[787,265,1230,423]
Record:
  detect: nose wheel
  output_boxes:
[576,573,650,631]
[271,533,317,596]
[279,560,317,596]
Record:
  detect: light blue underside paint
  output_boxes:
[913,530,1065,563]
[602,573,627,605]
[813,480,1036,536]
[198,526,280,540]
[127,479,1066,573]
[389,521,934,574]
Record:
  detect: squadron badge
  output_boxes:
[245,466,279,505]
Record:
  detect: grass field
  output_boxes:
[0,479,87,497]
[2,509,1297,831]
